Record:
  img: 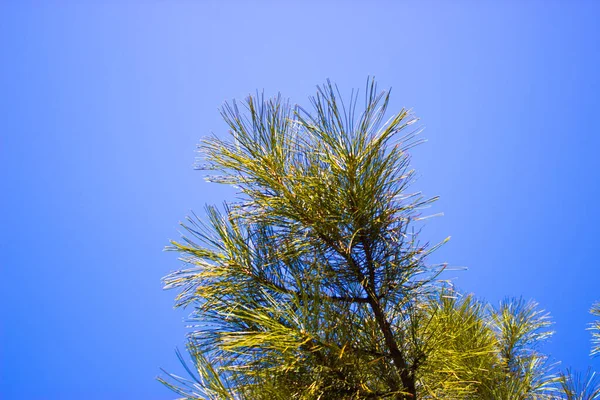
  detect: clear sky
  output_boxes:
[1,1,599,398]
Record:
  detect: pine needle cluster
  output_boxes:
[160,80,599,400]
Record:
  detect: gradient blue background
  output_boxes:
[1,1,599,398]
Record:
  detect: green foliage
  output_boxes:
[161,80,599,399]
[590,303,600,358]
[560,369,600,400]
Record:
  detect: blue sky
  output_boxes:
[1,1,599,398]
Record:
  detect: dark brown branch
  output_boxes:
[286,195,416,397]
[361,236,416,399]
[252,272,370,304]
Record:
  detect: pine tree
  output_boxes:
[160,80,598,399]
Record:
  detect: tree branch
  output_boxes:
[252,271,370,304]
[361,236,416,399]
